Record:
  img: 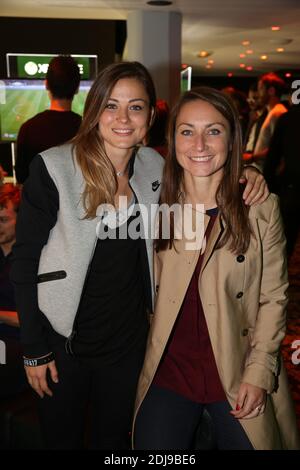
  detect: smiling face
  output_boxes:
[175,99,231,181]
[98,78,152,158]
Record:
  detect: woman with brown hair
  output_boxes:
[133,87,300,450]
[12,63,268,450]
[12,61,162,450]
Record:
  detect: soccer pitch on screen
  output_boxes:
[0,79,92,142]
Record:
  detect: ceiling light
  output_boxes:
[197,50,212,58]
[239,53,246,58]
[147,1,173,5]
[271,26,281,31]
[239,63,246,68]
[207,59,214,64]
[276,48,285,52]
[242,40,250,46]
[246,50,253,54]
[205,64,212,69]
[260,55,268,60]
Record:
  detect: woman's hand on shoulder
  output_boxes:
[240,166,269,206]
[25,359,59,398]
[230,382,266,419]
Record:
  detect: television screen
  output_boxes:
[0,79,93,142]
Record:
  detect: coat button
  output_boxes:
[236,255,245,263]
[242,328,249,336]
[236,291,243,299]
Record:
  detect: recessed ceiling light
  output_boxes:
[260,55,268,60]
[197,50,212,58]
[147,1,173,5]
[246,50,253,54]
[205,64,212,69]
[271,26,281,31]
[276,48,285,52]
[242,40,250,46]
[207,59,214,64]
[239,63,246,68]
[240,53,246,58]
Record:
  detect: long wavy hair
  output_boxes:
[72,61,156,218]
[157,86,252,254]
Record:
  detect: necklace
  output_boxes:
[116,170,125,177]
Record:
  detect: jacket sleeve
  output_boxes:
[242,195,288,393]
[15,123,32,184]
[11,155,59,358]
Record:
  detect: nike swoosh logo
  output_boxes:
[152,181,161,192]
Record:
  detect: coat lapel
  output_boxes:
[200,213,224,276]
[155,212,212,323]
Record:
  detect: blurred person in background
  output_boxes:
[243,82,267,159]
[0,184,27,397]
[264,100,300,258]
[222,87,249,142]
[249,73,287,169]
[147,99,170,158]
[15,55,81,184]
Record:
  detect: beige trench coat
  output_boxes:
[133,194,300,450]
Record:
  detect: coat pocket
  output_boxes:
[37,270,67,283]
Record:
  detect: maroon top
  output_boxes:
[153,208,226,403]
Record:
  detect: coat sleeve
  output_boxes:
[11,155,59,358]
[242,195,288,393]
[15,122,32,184]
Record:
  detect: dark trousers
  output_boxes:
[135,385,254,450]
[279,186,300,258]
[0,334,28,397]
[37,339,144,450]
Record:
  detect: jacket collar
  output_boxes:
[170,210,224,275]
[200,213,224,275]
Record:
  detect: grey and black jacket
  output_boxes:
[11,143,164,357]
